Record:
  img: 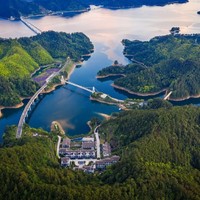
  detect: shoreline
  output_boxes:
[96,112,111,120]
[0,102,24,118]
[96,74,126,79]
[51,121,65,135]
[111,83,167,97]
[2,0,188,21]
[112,83,200,102]
[0,61,78,116]
[169,93,200,102]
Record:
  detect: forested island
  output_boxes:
[0,105,199,199]
[0,31,93,107]
[98,34,200,101]
[0,0,188,19]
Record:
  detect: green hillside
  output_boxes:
[100,106,200,199]
[98,34,200,100]
[0,31,93,107]
[0,106,200,199]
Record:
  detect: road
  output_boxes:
[94,125,101,159]
[57,136,61,159]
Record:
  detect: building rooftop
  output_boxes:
[100,94,107,99]
[96,155,120,165]
[82,137,94,142]
[82,141,95,149]
[61,157,70,163]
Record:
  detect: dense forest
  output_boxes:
[0,0,188,19]
[98,34,200,100]
[0,31,93,106]
[0,105,199,199]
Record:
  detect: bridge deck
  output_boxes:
[16,83,47,138]
[20,17,42,35]
[66,81,94,93]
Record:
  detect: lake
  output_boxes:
[0,0,200,141]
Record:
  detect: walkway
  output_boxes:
[94,125,101,159]
[66,81,95,93]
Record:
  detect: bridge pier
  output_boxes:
[61,76,65,84]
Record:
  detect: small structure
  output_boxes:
[100,94,107,99]
[62,138,71,148]
[61,157,70,167]
[102,142,111,157]
[170,27,180,35]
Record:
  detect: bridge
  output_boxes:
[16,76,95,138]
[16,69,62,139]
[164,91,172,100]
[66,81,96,93]
[20,17,42,35]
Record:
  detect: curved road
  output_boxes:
[94,125,101,159]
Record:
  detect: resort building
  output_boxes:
[96,156,120,170]
[59,149,96,159]
[61,157,70,167]
[59,134,120,173]
[61,138,71,148]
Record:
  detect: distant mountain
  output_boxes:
[0,0,188,19]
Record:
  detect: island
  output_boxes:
[0,31,93,113]
[0,0,188,19]
[97,34,200,101]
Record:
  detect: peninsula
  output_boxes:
[0,31,93,111]
[98,34,200,101]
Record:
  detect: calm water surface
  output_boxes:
[0,0,200,140]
